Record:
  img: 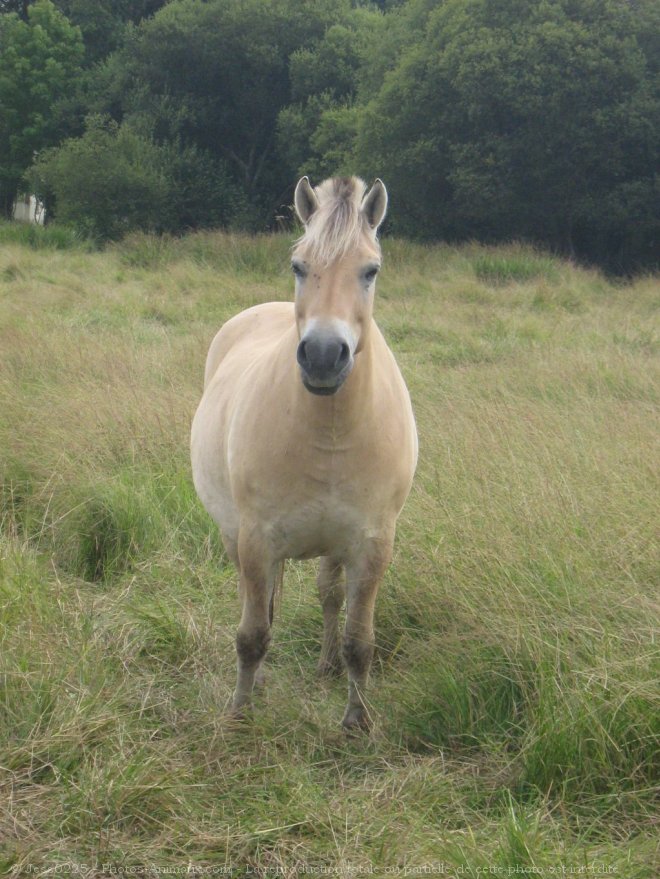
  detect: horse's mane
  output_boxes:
[294,177,373,266]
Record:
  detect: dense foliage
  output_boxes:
[3,0,659,270]
[30,115,244,239]
[0,0,83,215]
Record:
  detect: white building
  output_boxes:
[13,193,45,225]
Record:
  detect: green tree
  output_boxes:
[88,0,353,226]
[0,0,83,216]
[354,0,659,270]
[30,115,244,239]
[1,2,168,57]
[30,116,168,238]
[0,1,30,19]
[55,1,168,64]
[276,8,381,183]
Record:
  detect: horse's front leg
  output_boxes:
[317,556,345,677]
[341,537,393,731]
[232,529,274,715]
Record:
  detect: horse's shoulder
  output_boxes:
[204,302,294,387]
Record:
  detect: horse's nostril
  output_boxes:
[298,333,351,378]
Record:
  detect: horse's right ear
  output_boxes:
[294,177,319,225]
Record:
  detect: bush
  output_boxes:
[30,116,169,240]
[159,140,248,232]
[29,116,244,240]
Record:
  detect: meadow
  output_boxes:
[0,223,658,875]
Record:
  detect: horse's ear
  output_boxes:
[361,178,388,230]
[294,176,319,225]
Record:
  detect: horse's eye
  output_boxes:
[364,267,379,283]
[292,263,305,279]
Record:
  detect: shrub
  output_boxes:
[30,116,169,240]
[29,116,247,241]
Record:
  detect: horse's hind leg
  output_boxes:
[341,538,392,731]
[317,557,345,677]
[232,530,274,715]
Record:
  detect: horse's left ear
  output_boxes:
[361,178,388,230]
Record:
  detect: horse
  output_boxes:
[190,176,418,730]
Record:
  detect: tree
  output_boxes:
[88,0,353,226]
[0,0,83,216]
[276,8,381,183]
[30,115,245,239]
[1,2,169,61]
[30,116,169,239]
[54,1,169,64]
[353,0,659,270]
[0,1,30,19]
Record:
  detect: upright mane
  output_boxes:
[294,177,372,267]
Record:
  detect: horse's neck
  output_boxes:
[287,322,376,431]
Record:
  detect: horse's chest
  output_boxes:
[237,435,392,558]
[245,439,376,510]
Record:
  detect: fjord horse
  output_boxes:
[191,176,417,729]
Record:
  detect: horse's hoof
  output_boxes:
[317,657,343,678]
[341,705,371,733]
[228,693,253,721]
[222,707,252,731]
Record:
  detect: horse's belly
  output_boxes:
[264,493,372,561]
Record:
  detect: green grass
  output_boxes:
[0,218,94,252]
[470,244,561,286]
[0,233,658,875]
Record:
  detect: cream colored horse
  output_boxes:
[191,176,417,729]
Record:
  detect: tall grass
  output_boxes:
[0,218,94,252]
[0,234,657,874]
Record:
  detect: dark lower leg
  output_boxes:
[232,544,273,713]
[342,632,375,729]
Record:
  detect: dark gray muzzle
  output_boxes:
[297,332,352,395]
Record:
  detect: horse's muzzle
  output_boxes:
[297,332,353,395]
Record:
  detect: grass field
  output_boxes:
[0,224,658,876]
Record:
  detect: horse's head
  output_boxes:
[291,176,387,396]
